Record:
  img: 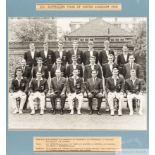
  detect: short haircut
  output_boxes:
[109,50,115,56]
[37,57,43,62]
[21,58,26,62]
[29,42,34,46]
[123,44,128,48]
[104,40,109,44]
[129,54,135,58]
[112,67,119,72]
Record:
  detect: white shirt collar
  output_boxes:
[16,77,23,80]
[108,62,114,65]
[72,76,79,79]
[130,77,137,81]
[36,77,43,81]
[112,76,119,80]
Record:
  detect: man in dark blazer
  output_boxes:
[67,69,84,115]
[14,59,31,82]
[68,40,83,64]
[10,68,28,114]
[99,40,114,65]
[117,44,130,75]
[66,55,83,78]
[24,42,40,69]
[51,58,66,78]
[125,69,145,115]
[39,41,55,72]
[54,40,69,66]
[83,41,98,65]
[106,68,125,116]
[123,54,141,79]
[84,56,102,81]
[32,57,49,79]
[50,69,67,115]
[102,54,118,79]
[28,71,49,115]
[86,70,104,115]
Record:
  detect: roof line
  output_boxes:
[66,18,101,36]
[66,18,134,37]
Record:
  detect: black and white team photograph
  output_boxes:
[8,17,147,130]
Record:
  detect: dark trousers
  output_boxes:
[51,94,66,110]
[88,93,103,111]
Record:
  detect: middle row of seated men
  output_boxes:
[15,53,143,82]
[11,65,145,116]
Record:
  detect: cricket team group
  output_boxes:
[10,40,146,116]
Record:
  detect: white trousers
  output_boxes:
[10,91,26,110]
[68,93,83,110]
[108,92,124,112]
[127,93,144,112]
[28,92,45,110]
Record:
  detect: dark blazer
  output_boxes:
[50,77,67,94]
[83,50,98,65]
[98,50,109,65]
[30,78,49,94]
[66,64,83,78]
[14,66,31,81]
[117,53,130,66]
[102,63,118,78]
[50,65,66,78]
[84,64,102,81]
[68,49,83,64]
[24,51,40,68]
[10,77,28,93]
[123,63,141,79]
[86,78,103,94]
[54,50,69,66]
[39,50,55,71]
[125,78,144,94]
[33,65,49,79]
[106,77,125,93]
[67,77,84,94]
[117,53,130,75]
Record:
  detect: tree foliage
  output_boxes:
[9,18,57,42]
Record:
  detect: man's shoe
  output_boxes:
[70,110,74,115]
[139,110,143,115]
[40,109,44,115]
[77,109,81,115]
[129,111,133,116]
[89,110,93,115]
[60,110,64,115]
[19,109,23,114]
[118,111,122,116]
[97,111,102,115]
[110,110,114,116]
[53,110,56,115]
[13,108,19,114]
[30,109,35,115]
[105,108,110,112]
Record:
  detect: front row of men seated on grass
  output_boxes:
[10,66,145,116]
